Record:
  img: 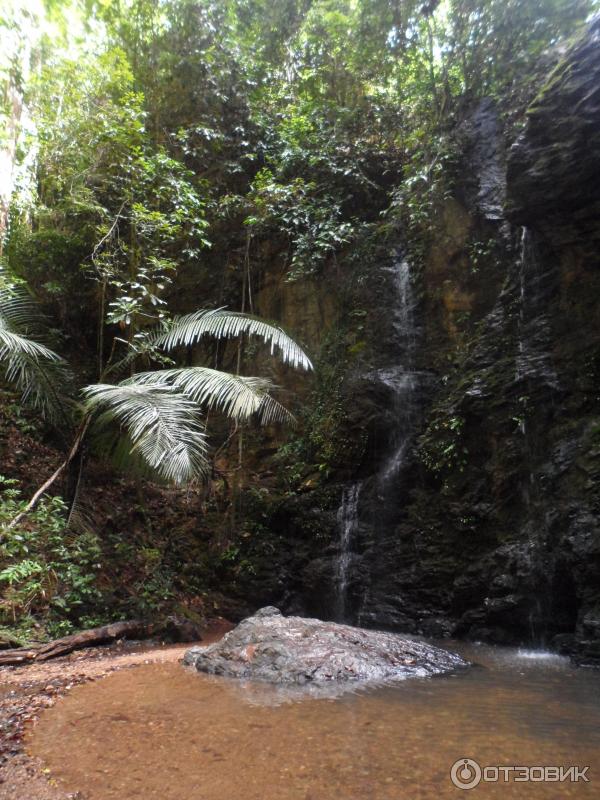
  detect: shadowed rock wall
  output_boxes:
[236,18,600,664]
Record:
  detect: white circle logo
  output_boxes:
[451,758,482,790]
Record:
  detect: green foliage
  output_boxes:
[467,237,502,275]
[420,413,469,477]
[443,0,593,106]
[0,0,596,630]
[244,169,355,281]
[0,474,215,636]
[83,383,210,485]
[0,477,104,638]
[6,0,592,329]
[0,264,311,488]
[0,266,73,425]
[276,327,365,487]
[152,308,312,370]
[128,367,295,426]
[5,44,211,360]
[385,139,458,266]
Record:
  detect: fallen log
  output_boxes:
[0,620,154,666]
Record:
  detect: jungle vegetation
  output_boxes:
[0,0,595,641]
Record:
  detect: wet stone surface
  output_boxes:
[183,607,468,686]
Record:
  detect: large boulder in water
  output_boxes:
[183,607,467,685]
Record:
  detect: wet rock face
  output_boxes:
[235,18,600,665]
[461,98,506,221]
[506,17,600,240]
[348,17,600,659]
[183,607,467,684]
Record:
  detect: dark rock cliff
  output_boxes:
[506,15,600,243]
[234,17,600,664]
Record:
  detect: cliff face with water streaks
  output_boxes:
[230,17,600,664]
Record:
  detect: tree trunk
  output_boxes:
[0,620,154,666]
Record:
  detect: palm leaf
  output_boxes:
[0,326,61,362]
[0,278,49,332]
[87,420,161,481]
[126,367,296,426]
[3,351,73,426]
[82,383,209,485]
[154,309,313,371]
[0,277,73,425]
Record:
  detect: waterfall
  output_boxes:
[515,226,559,498]
[376,370,418,491]
[376,256,421,495]
[333,484,360,622]
[353,253,424,628]
[515,227,560,645]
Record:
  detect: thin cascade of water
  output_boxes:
[334,483,360,622]
[515,227,556,522]
[376,256,421,494]
[515,227,559,646]
[350,254,426,624]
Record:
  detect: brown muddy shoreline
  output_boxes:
[0,619,232,800]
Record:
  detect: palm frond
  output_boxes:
[86,420,161,482]
[82,383,209,485]
[154,309,313,371]
[0,327,61,362]
[0,278,49,333]
[126,367,296,426]
[3,351,73,426]
[0,278,73,426]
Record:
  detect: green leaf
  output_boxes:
[126,367,296,426]
[154,309,313,371]
[82,383,209,485]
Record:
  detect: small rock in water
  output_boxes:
[183,607,467,685]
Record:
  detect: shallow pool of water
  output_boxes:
[30,641,600,799]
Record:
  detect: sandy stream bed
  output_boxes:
[0,620,232,800]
